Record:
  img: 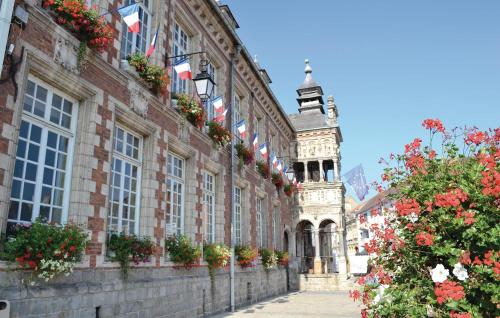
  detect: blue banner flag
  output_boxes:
[343,164,369,201]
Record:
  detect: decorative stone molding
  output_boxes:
[128,81,150,117]
[53,36,80,74]
[178,119,191,144]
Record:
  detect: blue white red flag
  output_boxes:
[252,133,258,150]
[146,27,159,57]
[212,97,224,113]
[344,164,369,201]
[118,3,140,33]
[173,58,192,80]
[271,153,277,168]
[214,106,229,123]
[236,120,246,139]
[259,143,268,160]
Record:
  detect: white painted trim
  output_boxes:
[0,0,14,78]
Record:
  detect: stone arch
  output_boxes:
[318,219,339,273]
[295,220,315,273]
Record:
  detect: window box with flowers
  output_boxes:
[275,250,289,267]
[2,220,88,284]
[235,142,254,169]
[256,160,270,179]
[235,245,258,268]
[258,248,278,271]
[271,172,284,192]
[207,120,232,147]
[41,0,114,67]
[125,53,169,96]
[165,235,201,269]
[107,232,155,280]
[175,94,207,129]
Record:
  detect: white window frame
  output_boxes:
[108,125,143,235]
[0,0,15,78]
[166,153,185,236]
[120,0,152,59]
[203,171,216,243]
[256,198,263,248]
[8,76,78,229]
[171,22,190,95]
[234,186,242,244]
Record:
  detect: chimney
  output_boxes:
[218,3,240,30]
[327,95,338,126]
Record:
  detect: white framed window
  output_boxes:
[203,171,216,243]
[207,62,218,121]
[256,198,263,248]
[234,186,241,244]
[108,126,142,234]
[120,0,152,59]
[8,77,77,234]
[166,153,185,236]
[171,22,190,94]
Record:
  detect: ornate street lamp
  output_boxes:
[286,167,295,181]
[192,59,215,102]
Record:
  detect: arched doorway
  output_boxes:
[296,220,315,273]
[319,219,338,273]
[283,230,290,290]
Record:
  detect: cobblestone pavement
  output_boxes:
[213,291,361,318]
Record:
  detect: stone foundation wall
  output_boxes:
[298,273,353,292]
[0,266,291,317]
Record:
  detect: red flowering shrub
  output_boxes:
[177,94,206,128]
[42,0,113,52]
[235,142,255,167]
[207,120,231,147]
[4,220,88,283]
[351,119,500,317]
[235,245,258,268]
[256,160,270,179]
[127,53,168,96]
[283,183,295,197]
[271,172,284,192]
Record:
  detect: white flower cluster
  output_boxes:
[37,258,76,282]
[263,252,278,270]
[430,263,468,283]
[214,245,231,268]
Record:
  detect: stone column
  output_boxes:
[313,229,322,274]
[319,160,324,182]
[334,159,340,181]
[305,161,309,182]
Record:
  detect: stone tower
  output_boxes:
[289,60,347,286]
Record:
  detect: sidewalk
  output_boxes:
[212,291,361,318]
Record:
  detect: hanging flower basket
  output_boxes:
[3,220,88,284]
[235,142,255,168]
[127,53,169,96]
[235,245,258,268]
[203,243,231,282]
[283,184,295,197]
[256,160,270,179]
[176,94,206,128]
[271,172,284,191]
[207,120,232,147]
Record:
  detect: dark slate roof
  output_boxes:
[288,111,329,131]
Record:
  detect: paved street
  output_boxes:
[213,291,361,318]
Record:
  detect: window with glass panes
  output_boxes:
[108,126,142,234]
[120,0,151,59]
[166,153,184,236]
[234,186,242,244]
[206,62,217,120]
[203,171,215,243]
[171,23,190,94]
[7,78,77,234]
[256,198,263,248]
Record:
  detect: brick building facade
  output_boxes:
[0,0,297,316]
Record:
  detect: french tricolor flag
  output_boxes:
[212,97,224,113]
[118,3,140,33]
[293,177,297,186]
[271,153,277,168]
[174,59,192,80]
[259,143,268,160]
[277,161,283,174]
[146,27,158,57]
[236,120,246,139]
[252,133,258,151]
[214,107,229,123]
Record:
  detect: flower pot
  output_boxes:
[171,98,178,108]
[120,59,130,71]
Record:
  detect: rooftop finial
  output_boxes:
[254,55,259,64]
[304,59,312,74]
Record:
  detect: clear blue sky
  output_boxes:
[227,0,500,201]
